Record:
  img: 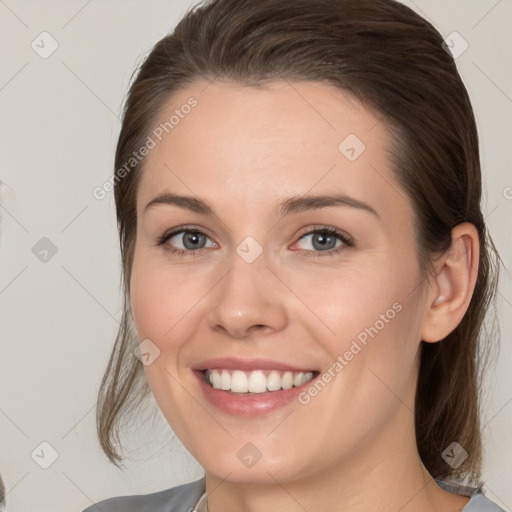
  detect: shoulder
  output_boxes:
[436,479,506,512]
[81,476,206,512]
[463,493,507,512]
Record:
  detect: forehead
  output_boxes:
[136,79,410,223]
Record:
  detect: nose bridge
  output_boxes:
[206,243,287,338]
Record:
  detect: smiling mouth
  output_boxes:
[203,369,318,394]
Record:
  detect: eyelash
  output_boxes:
[155,225,354,258]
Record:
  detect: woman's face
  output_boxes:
[130,79,429,484]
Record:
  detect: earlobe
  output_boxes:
[421,223,480,343]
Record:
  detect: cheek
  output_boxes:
[298,260,423,395]
[129,254,208,346]
[129,255,206,437]
[296,264,415,345]
[295,286,422,450]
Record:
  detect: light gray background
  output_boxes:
[0,1,510,511]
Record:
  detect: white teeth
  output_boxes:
[281,371,294,390]
[205,369,315,393]
[220,370,231,390]
[267,370,282,391]
[293,372,304,386]
[211,370,221,389]
[231,370,249,393]
[248,371,267,393]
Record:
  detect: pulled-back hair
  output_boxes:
[97,0,500,487]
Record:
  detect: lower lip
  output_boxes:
[194,371,317,416]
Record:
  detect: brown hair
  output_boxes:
[97,0,500,487]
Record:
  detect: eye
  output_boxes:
[156,226,216,257]
[294,226,353,257]
[156,224,353,258]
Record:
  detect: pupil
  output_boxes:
[314,233,334,250]
[184,232,204,249]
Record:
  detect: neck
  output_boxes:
[204,407,469,512]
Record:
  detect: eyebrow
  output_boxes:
[144,192,380,219]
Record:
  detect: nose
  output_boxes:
[206,253,288,340]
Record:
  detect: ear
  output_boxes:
[421,222,480,343]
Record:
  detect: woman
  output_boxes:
[84,0,505,510]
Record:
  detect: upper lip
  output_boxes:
[192,357,317,372]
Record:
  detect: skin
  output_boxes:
[129,79,479,512]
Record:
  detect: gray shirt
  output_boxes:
[82,476,506,511]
